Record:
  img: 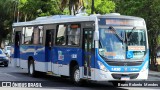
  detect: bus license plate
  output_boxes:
[121,76,130,80]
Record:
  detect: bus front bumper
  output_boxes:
[93,68,148,81]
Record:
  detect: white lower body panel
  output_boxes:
[19,60,51,72]
[12,58,149,82]
[17,59,70,76]
[34,61,47,72]
[52,63,69,76]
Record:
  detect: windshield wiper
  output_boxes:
[126,27,136,41]
[109,26,124,41]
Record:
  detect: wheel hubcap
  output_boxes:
[30,64,33,74]
[74,69,80,82]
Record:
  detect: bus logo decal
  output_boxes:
[58,51,64,60]
[124,63,127,66]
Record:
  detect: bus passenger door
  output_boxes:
[45,30,54,71]
[14,31,21,67]
[83,29,94,78]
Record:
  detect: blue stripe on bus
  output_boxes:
[20,45,45,62]
[19,45,85,67]
[13,44,149,72]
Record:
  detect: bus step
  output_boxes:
[46,72,53,75]
[46,72,61,77]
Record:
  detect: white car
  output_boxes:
[4,46,11,57]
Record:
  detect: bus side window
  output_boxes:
[39,29,43,44]
[56,25,66,45]
[21,27,25,44]
[67,24,80,46]
[33,27,39,45]
[24,27,34,44]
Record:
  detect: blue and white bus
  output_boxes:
[11,13,149,85]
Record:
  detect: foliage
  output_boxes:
[18,0,65,21]
[60,0,84,15]
[0,0,16,47]
[0,0,67,47]
[84,0,115,14]
[60,0,115,15]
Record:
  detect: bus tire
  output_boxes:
[28,60,37,77]
[71,65,82,86]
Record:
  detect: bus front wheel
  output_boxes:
[71,65,82,85]
[71,65,88,86]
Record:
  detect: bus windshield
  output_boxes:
[99,27,147,60]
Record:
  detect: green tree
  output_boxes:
[18,0,65,21]
[61,0,84,15]
[0,0,66,47]
[60,0,115,15]
[0,0,16,47]
[85,0,115,14]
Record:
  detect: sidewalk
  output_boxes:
[149,70,160,77]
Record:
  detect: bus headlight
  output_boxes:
[141,61,148,72]
[97,61,109,72]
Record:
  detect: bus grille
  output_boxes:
[106,61,142,66]
[111,73,139,79]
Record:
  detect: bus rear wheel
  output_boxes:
[28,60,37,77]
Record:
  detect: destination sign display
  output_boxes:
[98,18,144,26]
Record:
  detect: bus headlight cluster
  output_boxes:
[97,61,109,72]
[141,61,148,72]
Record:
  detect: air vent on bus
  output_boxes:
[35,15,74,20]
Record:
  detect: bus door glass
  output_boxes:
[15,31,21,56]
[83,28,94,77]
[45,30,54,71]
[14,31,21,66]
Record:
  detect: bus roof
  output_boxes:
[12,14,144,27]
[13,15,95,27]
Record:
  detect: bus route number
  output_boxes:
[111,68,121,71]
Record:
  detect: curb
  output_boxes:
[149,74,160,78]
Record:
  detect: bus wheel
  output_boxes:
[71,65,81,85]
[28,60,37,77]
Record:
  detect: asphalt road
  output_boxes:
[0,62,159,90]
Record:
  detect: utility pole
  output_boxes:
[13,1,17,22]
[91,0,94,14]
[17,0,20,22]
